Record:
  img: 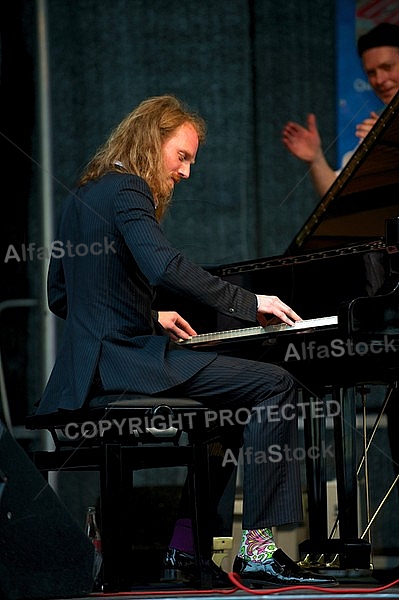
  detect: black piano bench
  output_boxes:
[25,394,215,592]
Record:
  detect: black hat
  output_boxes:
[357,22,399,56]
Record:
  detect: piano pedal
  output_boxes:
[319,553,327,567]
[297,553,312,568]
[297,553,326,569]
[326,553,340,568]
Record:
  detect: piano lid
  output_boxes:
[288,90,399,254]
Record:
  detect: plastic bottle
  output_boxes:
[85,506,103,587]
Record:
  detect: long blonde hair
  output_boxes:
[78,95,206,220]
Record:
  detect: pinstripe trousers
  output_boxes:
[162,353,303,530]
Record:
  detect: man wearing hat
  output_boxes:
[281,22,399,197]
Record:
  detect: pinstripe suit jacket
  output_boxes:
[35,173,258,415]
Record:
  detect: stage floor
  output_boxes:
[52,571,399,600]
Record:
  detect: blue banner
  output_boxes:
[335,0,387,165]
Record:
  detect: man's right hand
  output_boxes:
[256,295,302,328]
[282,113,322,164]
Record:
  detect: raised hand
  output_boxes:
[282,113,322,163]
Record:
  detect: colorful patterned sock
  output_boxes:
[238,528,277,562]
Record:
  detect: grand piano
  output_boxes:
[157,91,399,570]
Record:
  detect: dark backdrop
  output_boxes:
[1,0,336,426]
[4,0,399,563]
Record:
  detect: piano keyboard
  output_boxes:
[177,315,338,347]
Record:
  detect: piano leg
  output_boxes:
[333,386,358,539]
[299,386,371,570]
[303,391,328,541]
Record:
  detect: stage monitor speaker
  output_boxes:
[0,421,95,600]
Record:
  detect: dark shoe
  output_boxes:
[233,549,338,587]
[161,548,232,588]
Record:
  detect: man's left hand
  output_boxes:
[355,111,379,140]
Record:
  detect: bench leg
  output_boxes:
[189,432,213,589]
[99,442,132,591]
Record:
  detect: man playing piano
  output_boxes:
[34,95,337,588]
[282,22,399,197]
